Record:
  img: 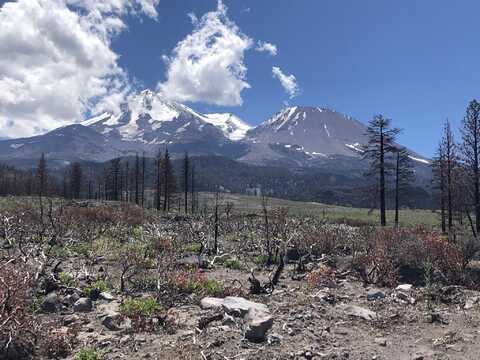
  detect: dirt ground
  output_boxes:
[40,258,480,360]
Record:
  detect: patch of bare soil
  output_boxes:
[40,260,480,360]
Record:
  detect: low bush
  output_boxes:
[224,259,242,270]
[75,348,102,360]
[120,297,164,332]
[83,279,109,299]
[168,270,224,297]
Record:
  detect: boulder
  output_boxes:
[74,297,93,313]
[42,292,61,313]
[200,297,224,310]
[222,297,269,317]
[244,307,274,341]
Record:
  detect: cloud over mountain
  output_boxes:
[158,1,253,107]
[0,0,159,138]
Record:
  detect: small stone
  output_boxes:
[74,297,93,313]
[222,314,236,326]
[367,288,386,301]
[63,314,80,326]
[340,304,378,321]
[396,284,413,293]
[464,296,480,310]
[374,337,387,346]
[200,297,224,310]
[102,313,122,331]
[99,292,115,301]
[267,333,282,345]
[244,307,273,341]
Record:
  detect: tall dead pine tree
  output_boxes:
[442,120,457,232]
[182,152,190,214]
[461,99,480,234]
[134,154,140,205]
[432,141,447,233]
[162,148,176,212]
[363,115,400,226]
[393,147,414,227]
[155,149,162,211]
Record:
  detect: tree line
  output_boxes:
[0,149,198,214]
[365,99,480,233]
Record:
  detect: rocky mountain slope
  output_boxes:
[0,89,430,171]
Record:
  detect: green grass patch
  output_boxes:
[74,349,101,360]
[58,272,76,287]
[83,279,109,298]
[120,297,162,318]
[224,259,242,270]
[185,242,202,253]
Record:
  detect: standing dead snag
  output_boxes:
[363,115,400,226]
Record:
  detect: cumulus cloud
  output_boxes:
[158,0,253,106]
[0,0,159,138]
[272,66,300,99]
[255,41,277,56]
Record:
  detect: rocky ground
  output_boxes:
[38,259,480,360]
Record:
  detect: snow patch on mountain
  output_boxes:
[408,155,430,165]
[202,113,252,140]
[345,143,364,153]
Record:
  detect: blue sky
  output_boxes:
[1,0,479,157]
[113,0,480,157]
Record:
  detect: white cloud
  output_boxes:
[272,66,300,99]
[158,0,253,106]
[0,0,159,138]
[255,41,277,56]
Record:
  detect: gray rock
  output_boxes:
[396,284,413,293]
[63,314,80,326]
[374,337,387,346]
[340,304,378,321]
[464,296,480,310]
[367,288,386,301]
[222,314,236,326]
[101,312,123,331]
[42,292,60,313]
[222,297,269,317]
[99,292,115,301]
[74,297,93,313]
[200,297,224,310]
[244,307,273,341]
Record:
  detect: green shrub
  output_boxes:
[253,254,280,265]
[75,349,101,360]
[83,280,109,298]
[169,271,224,296]
[120,297,162,318]
[58,272,75,287]
[119,297,164,332]
[224,259,242,270]
[185,242,202,253]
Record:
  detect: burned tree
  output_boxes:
[363,115,400,226]
[393,147,414,227]
[461,99,480,233]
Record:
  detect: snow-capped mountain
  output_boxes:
[246,106,368,157]
[0,90,249,162]
[0,91,430,172]
[202,113,252,141]
[241,106,429,167]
